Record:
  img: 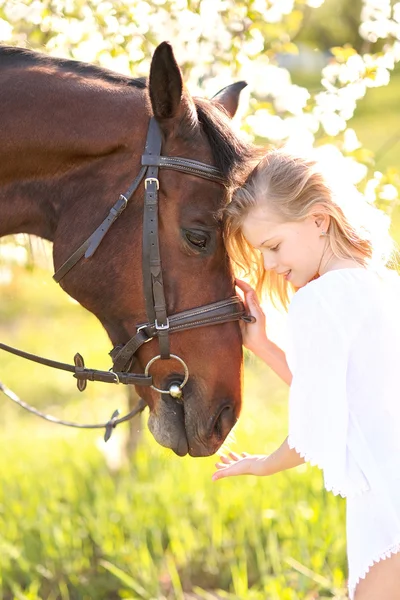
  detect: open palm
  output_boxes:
[212,451,268,480]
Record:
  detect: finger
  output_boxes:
[246,292,264,316]
[229,451,240,461]
[214,462,228,470]
[246,290,260,306]
[241,452,250,458]
[235,278,255,293]
[212,470,229,481]
[235,281,259,309]
[219,455,232,465]
[212,461,246,481]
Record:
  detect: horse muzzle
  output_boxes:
[146,376,238,457]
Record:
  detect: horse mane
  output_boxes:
[0,45,146,89]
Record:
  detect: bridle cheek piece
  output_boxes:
[0,118,255,440]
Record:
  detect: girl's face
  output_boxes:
[241,204,328,288]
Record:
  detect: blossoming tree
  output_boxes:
[1,0,399,211]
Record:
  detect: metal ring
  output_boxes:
[144,354,189,395]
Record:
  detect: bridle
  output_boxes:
[0,117,254,440]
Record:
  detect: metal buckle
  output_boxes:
[111,195,128,217]
[108,369,120,384]
[155,318,169,331]
[137,324,153,343]
[145,177,159,190]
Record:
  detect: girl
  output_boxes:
[212,150,400,599]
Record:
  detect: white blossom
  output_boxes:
[379,184,399,201]
[0,0,399,205]
[364,176,381,203]
[343,128,362,152]
[246,111,289,141]
[274,84,310,115]
[0,18,13,41]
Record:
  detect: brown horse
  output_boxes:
[0,41,255,457]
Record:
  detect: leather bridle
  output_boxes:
[0,117,254,439]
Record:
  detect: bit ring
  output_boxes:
[144,354,189,395]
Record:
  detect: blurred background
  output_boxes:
[0,0,399,598]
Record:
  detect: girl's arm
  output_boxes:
[219,281,299,483]
[212,437,305,481]
[235,279,292,386]
[257,339,292,386]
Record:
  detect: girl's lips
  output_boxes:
[284,270,291,281]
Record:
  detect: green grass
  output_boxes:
[0,265,349,600]
[0,391,348,600]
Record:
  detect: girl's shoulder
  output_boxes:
[288,267,399,330]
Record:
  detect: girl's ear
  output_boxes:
[312,209,330,233]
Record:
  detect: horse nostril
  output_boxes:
[212,404,235,442]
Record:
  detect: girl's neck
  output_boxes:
[319,255,365,276]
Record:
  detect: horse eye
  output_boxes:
[184,230,209,249]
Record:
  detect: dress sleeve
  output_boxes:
[286,284,370,498]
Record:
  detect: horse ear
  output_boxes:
[211,81,248,119]
[149,42,198,134]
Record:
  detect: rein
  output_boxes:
[0,117,254,441]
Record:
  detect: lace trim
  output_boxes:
[348,542,400,599]
[287,435,369,499]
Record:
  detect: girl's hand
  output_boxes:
[235,278,268,354]
[212,451,269,480]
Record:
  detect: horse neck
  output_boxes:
[0,152,138,242]
[0,59,147,241]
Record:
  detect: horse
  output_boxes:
[0,41,256,457]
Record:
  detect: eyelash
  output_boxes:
[270,244,280,252]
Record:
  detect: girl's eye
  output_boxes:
[270,244,280,252]
[184,230,209,250]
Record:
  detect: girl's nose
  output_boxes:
[263,254,277,272]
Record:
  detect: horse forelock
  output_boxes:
[193,98,256,189]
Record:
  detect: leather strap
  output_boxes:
[53,121,227,285]
[53,166,148,283]
[0,380,146,442]
[111,296,255,372]
[0,342,152,388]
[142,118,170,359]
[141,155,226,184]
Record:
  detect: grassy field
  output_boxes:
[0,264,348,600]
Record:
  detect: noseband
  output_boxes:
[0,117,254,439]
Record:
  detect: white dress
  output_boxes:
[285,268,400,599]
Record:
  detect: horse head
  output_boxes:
[1,42,256,456]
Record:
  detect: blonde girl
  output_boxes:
[212,149,400,600]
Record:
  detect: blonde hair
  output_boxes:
[220,149,398,310]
